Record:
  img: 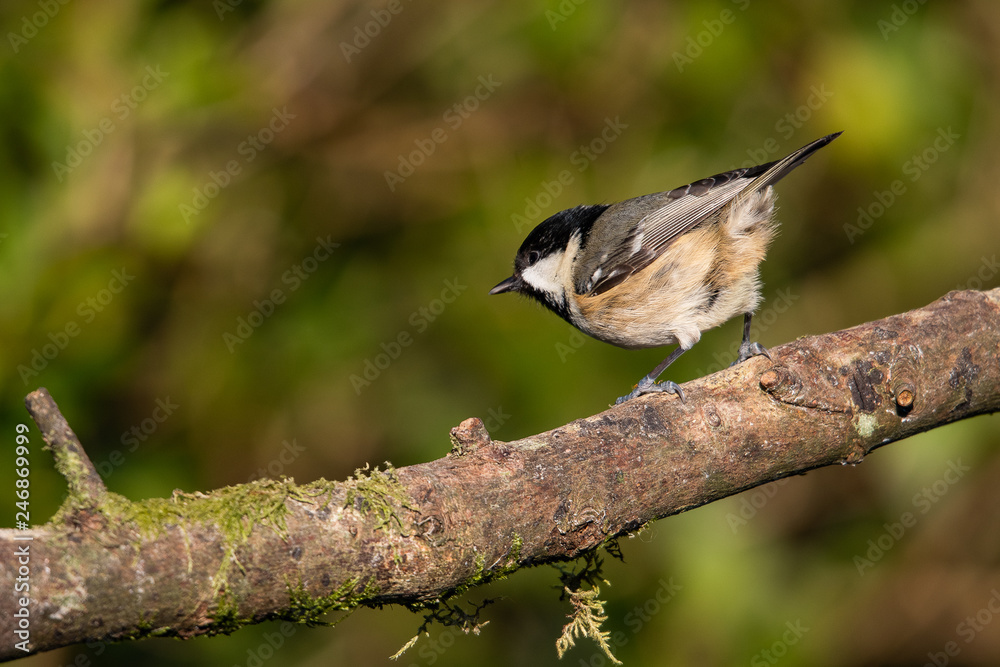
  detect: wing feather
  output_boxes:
[580,171,752,295]
[581,132,840,296]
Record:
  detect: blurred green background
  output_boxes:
[2,0,999,665]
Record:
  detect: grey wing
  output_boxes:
[579,168,755,296]
[579,132,841,296]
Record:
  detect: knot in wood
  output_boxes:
[553,495,607,536]
[759,366,802,399]
[702,404,722,428]
[416,515,446,546]
[892,380,915,409]
[449,417,491,455]
[888,344,921,416]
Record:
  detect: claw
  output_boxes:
[733,341,771,366]
[615,377,686,404]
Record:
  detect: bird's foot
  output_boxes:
[732,341,771,366]
[615,377,686,405]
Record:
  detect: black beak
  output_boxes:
[489,275,520,295]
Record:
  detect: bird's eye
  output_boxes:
[527,250,541,264]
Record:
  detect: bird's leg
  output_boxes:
[615,346,688,405]
[733,312,771,365]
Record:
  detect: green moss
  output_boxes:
[110,615,176,642]
[391,597,497,661]
[95,479,325,600]
[42,472,382,639]
[278,576,379,626]
[553,551,620,664]
[448,533,523,599]
[58,476,341,637]
[555,585,620,664]
[210,591,251,636]
[342,463,415,533]
[78,478,331,550]
[44,466,530,643]
[120,617,156,640]
[390,533,525,660]
[110,478,326,540]
[509,533,523,563]
[40,432,107,508]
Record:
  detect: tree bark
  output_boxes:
[2,288,999,661]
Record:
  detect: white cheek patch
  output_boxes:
[521,252,566,297]
[520,232,582,302]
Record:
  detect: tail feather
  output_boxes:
[741,131,842,196]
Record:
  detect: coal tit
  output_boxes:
[490,132,841,404]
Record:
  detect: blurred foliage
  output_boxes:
[2,0,1000,665]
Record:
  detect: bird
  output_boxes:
[490,132,841,404]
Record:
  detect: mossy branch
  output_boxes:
[24,387,106,508]
[1,288,999,662]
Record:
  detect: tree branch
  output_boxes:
[2,288,998,661]
[24,388,107,508]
